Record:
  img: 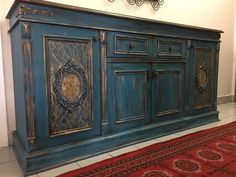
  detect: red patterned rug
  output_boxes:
[58,121,236,177]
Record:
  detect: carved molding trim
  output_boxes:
[17,5,55,17]
[22,22,36,145]
[108,0,164,11]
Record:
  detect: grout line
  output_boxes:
[133,145,141,149]
[106,153,113,158]
[75,162,81,167]
[0,159,16,165]
[107,152,114,157]
[132,145,139,150]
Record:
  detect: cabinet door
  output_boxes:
[107,63,152,133]
[152,63,185,121]
[189,41,217,113]
[31,24,101,148]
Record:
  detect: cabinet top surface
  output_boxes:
[7,0,223,34]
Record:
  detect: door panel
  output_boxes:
[157,70,180,115]
[45,37,93,137]
[115,71,147,122]
[107,63,151,133]
[152,63,185,121]
[193,48,212,109]
[189,41,217,114]
[31,24,101,148]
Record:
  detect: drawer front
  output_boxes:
[107,32,151,57]
[157,39,186,57]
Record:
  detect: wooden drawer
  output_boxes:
[157,39,186,57]
[107,32,151,57]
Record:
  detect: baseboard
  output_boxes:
[217,95,234,104]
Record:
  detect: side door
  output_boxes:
[31,23,101,149]
[189,41,218,114]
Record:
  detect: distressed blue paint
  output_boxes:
[107,63,152,133]
[107,32,153,58]
[8,2,222,41]
[7,0,222,175]
[152,63,185,121]
[158,72,179,112]
[10,23,29,150]
[29,23,102,149]
[116,72,145,120]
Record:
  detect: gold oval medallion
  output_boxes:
[198,69,208,87]
[61,74,81,101]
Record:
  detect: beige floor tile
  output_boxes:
[0,146,16,164]
[108,145,138,157]
[217,102,236,111]
[220,116,236,124]
[38,163,79,177]
[134,139,160,148]
[176,129,200,137]
[76,153,111,167]
[0,161,23,177]
[219,109,236,119]
[155,133,180,142]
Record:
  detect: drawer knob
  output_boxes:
[129,43,136,49]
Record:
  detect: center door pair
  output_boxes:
[107,62,185,133]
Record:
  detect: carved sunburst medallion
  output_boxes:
[195,64,208,93]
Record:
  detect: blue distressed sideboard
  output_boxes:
[7,0,222,175]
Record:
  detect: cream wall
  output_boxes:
[0,21,8,147]
[0,0,235,147]
[1,0,15,147]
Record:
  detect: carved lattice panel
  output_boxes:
[193,48,212,109]
[45,37,92,136]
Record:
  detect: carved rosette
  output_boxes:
[53,61,88,111]
[195,64,208,93]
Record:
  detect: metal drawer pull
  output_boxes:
[169,47,172,52]
[147,70,158,80]
[129,42,136,49]
[147,71,152,80]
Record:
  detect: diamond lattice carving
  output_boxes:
[45,38,92,136]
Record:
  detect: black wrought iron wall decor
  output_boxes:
[108,0,164,11]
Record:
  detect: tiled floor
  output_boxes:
[1,102,236,177]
